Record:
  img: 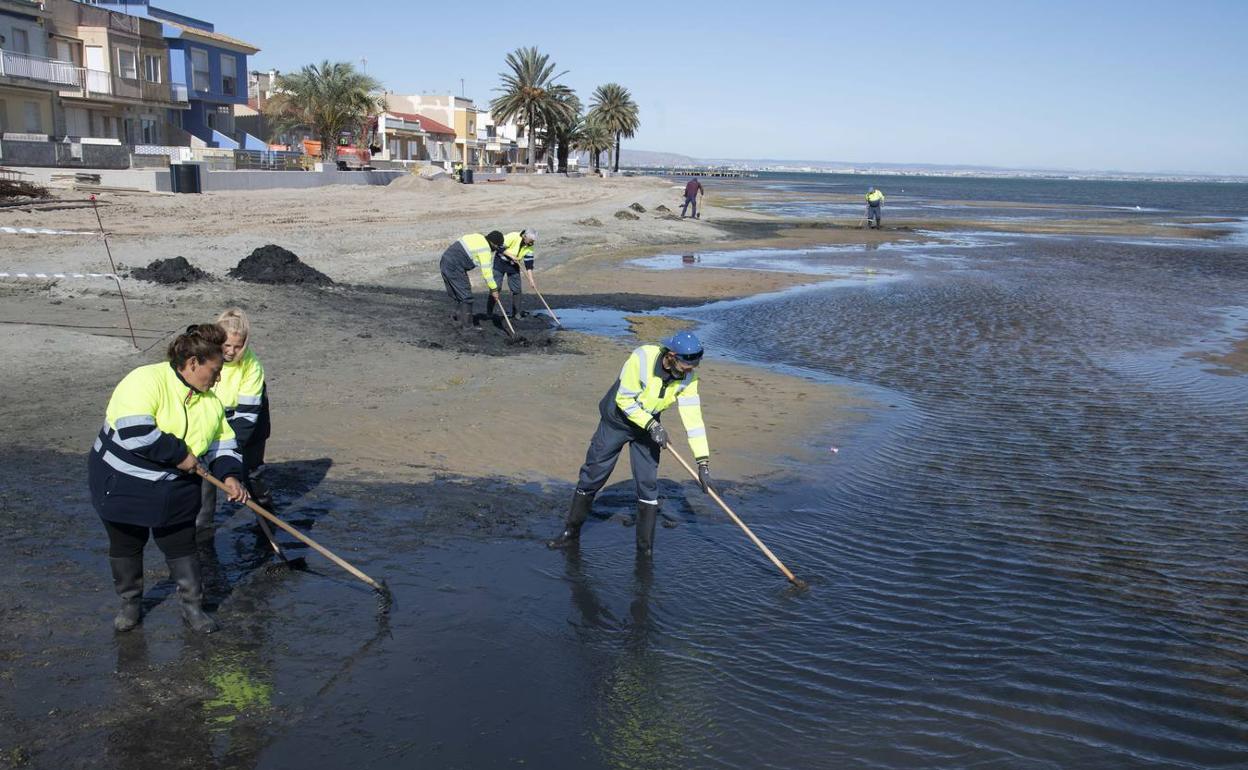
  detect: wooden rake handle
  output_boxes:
[664,444,803,586]
[524,270,561,327]
[493,291,518,336]
[197,467,385,593]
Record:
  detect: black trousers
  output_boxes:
[576,407,662,504]
[103,518,197,560]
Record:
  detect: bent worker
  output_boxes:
[88,324,248,634]
[681,177,704,219]
[548,331,711,556]
[866,187,885,229]
[486,229,536,320]
[440,230,505,332]
[197,308,272,539]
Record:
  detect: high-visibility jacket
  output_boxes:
[611,344,709,460]
[500,232,535,271]
[866,189,885,205]
[88,362,243,526]
[459,233,498,291]
[213,347,269,450]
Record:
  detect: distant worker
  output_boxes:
[681,177,704,219]
[89,324,247,634]
[548,331,712,556]
[197,308,272,540]
[440,230,505,332]
[486,229,536,321]
[866,187,885,229]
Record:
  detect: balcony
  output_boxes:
[0,50,81,88]
[59,68,180,104]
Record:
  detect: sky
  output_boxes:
[167,0,1246,175]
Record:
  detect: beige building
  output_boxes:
[0,0,65,137]
[383,93,519,169]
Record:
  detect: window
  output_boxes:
[117,48,137,80]
[144,55,161,83]
[0,100,7,133]
[191,48,210,92]
[12,28,29,54]
[23,101,42,133]
[65,107,90,137]
[54,40,74,63]
[221,55,237,96]
[140,117,158,144]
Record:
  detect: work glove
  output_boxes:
[646,420,669,447]
[696,458,711,493]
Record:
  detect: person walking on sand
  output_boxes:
[196,308,272,540]
[866,187,885,229]
[88,324,248,634]
[440,231,506,332]
[681,177,704,219]
[486,229,537,321]
[547,331,713,556]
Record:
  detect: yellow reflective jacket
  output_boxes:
[612,344,709,459]
[460,233,498,290]
[501,231,535,271]
[866,190,885,205]
[213,347,268,448]
[89,362,242,526]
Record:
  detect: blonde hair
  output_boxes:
[215,307,251,346]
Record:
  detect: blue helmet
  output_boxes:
[661,331,704,364]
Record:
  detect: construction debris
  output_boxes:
[0,179,50,200]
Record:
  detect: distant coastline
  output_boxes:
[612,151,1248,184]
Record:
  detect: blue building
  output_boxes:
[88,1,259,148]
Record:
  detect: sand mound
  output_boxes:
[131,256,210,284]
[228,245,333,285]
[385,173,463,193]
[655,204,671,213]
[576,217,603,227]
[629,202,646,213]
[614,210,640,221]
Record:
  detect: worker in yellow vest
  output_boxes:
[548,331,711,556]
[486,229,536,320]
[866,187,885,229]
[88,324,248,633]
[440,231,506,332]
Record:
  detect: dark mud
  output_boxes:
[613,210,640,221]
[131,256,211,284]
[628,203,646,213]
[229,245,333,286]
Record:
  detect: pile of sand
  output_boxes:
[385,173,463,193]
[228,245,333,285]
[131,256,210,284]
[575,217,603,227]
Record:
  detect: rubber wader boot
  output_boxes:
[109,556,144,632]
[167,555,219,634]
[460,301,478,332]
[547,490,594,549]
[636,501,659,556]
[511,293,523,319]
[485,292,497,321]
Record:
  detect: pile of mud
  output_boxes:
[229,245,333,285]
[655,204,671,213]
[131,256,209,284]
[614,210,640,221]
[575,217,603,227]
[629,202,646,213]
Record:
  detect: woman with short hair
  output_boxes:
[88,324,248,633]
[197,308,272,537]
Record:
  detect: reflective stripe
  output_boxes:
[93,437,103,452]
[686,427,707,439]
[114,414,156,429]
[236,394,262,406]
[622,403,644,415]
[231,411,260,423]
[204,439,238,454]
[637,348,650,391]
[618,387,641,398]
[114,427,160,450]
[638,498,658,505]
[101,450,175,482]
[677,395,701,407]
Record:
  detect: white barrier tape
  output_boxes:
[1,226,98,236]
[0,271,118,280]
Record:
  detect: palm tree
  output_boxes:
[544,91,582,174]
[588,83,639,172]
[490,47,576,172]
[265,60,385,163]
[573,117,612,173]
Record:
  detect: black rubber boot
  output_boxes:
[460,301,479,332]
[511,293,523,318]
[109,556,144,632]
[636,501,659,556]
[167,555,219,634]
[547,490,594,549]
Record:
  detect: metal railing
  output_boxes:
[0,50,81,87]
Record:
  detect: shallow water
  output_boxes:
[6,179,1248,768]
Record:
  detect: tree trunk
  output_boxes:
[527,108,535,172]
[321,127,336,164]
[613,132,621,172]
[557,135,569,174]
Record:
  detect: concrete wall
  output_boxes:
[0,139,131,168]
[3,165,167,190]
[197,167,405,192]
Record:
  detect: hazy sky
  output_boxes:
[170,0,1246,175]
